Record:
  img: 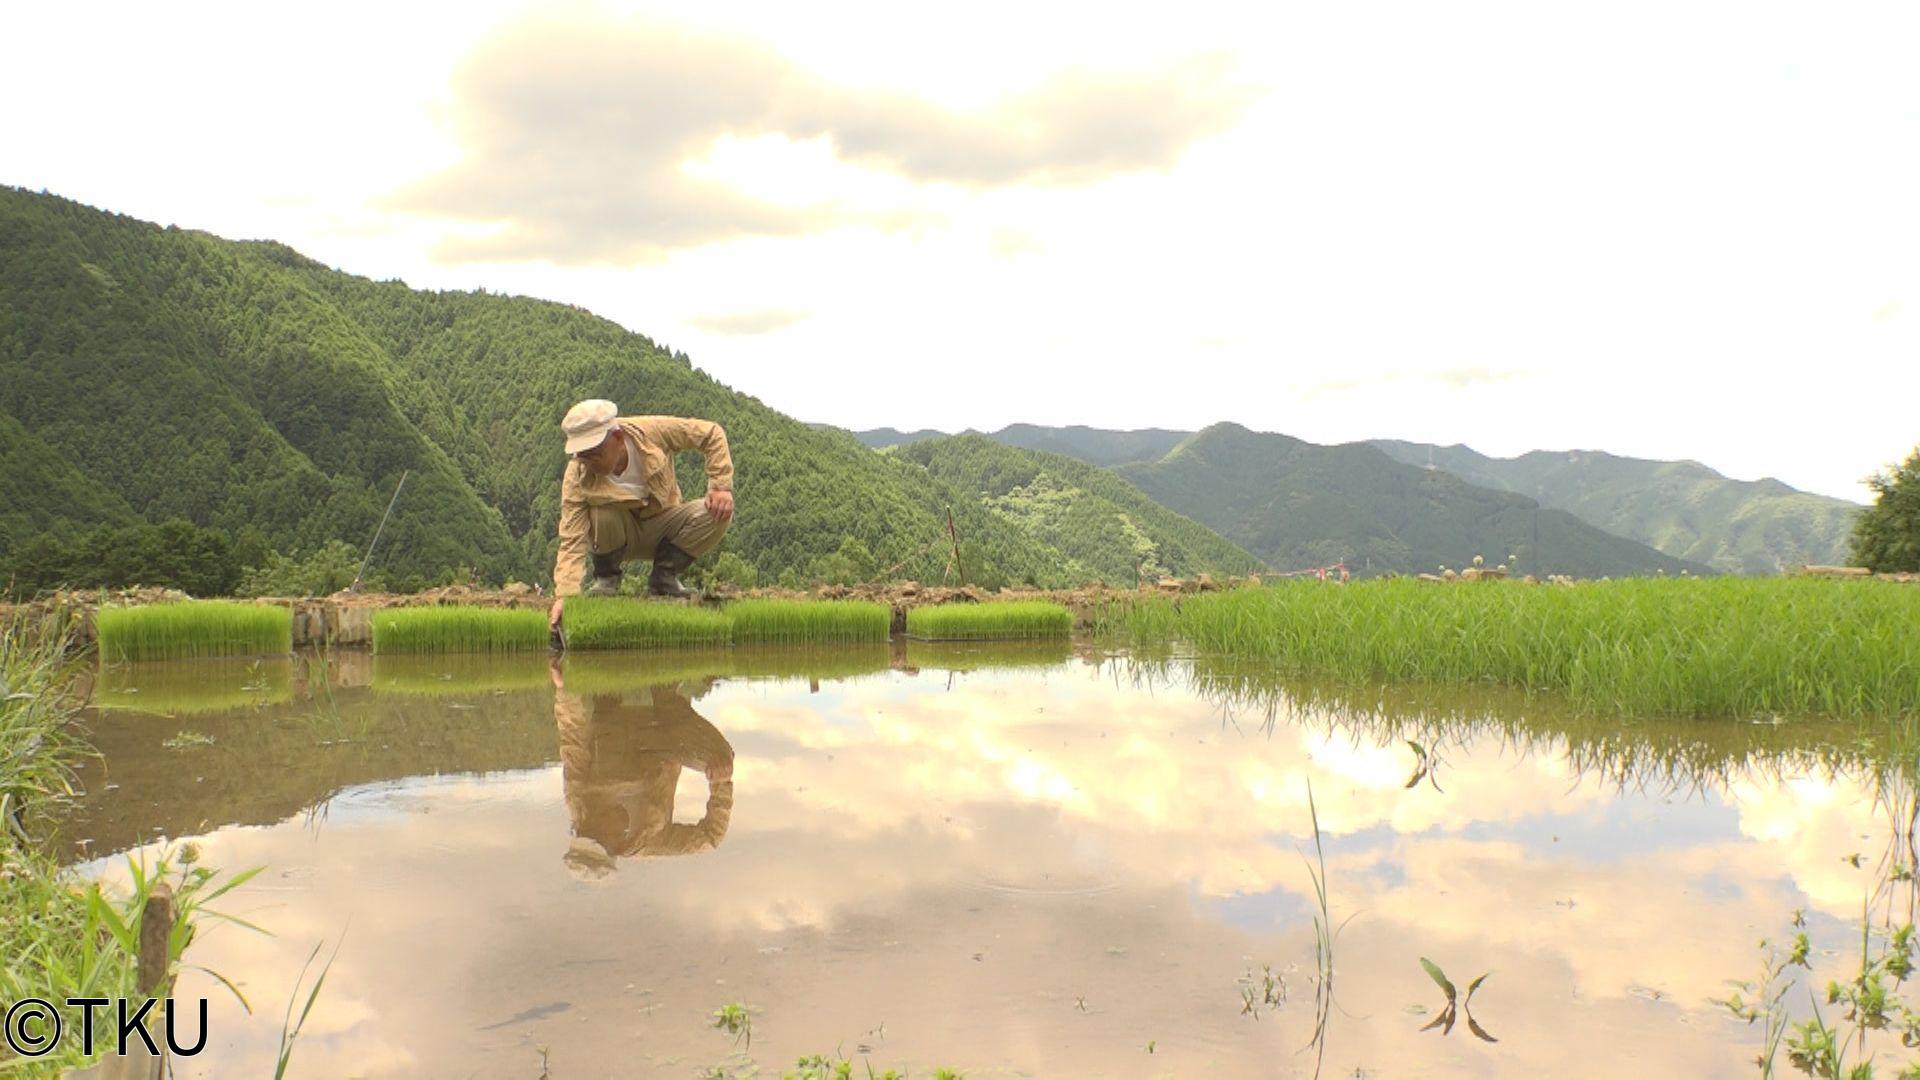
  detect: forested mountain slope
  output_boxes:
[1116,424,1709,578]
[1368,440,1861,574]
[0,189,1082,591]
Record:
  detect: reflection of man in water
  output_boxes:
[550,660,735,879]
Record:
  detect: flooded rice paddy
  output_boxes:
[61,644,1920,1077]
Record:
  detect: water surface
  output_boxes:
[65,646,1920,1077]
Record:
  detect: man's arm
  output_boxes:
[552,465,591,599]
[639,416,733,493]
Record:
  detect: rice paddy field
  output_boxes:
[1095,577,1920,720]
[94,600,292,661]
[55,629,1920,1077]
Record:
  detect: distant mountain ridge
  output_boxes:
[1367,440,1861,575]
[849,424,1849,575]
[1112,423,1705,577]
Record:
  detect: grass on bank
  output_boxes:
[906,600,1073,641]
[96,601,292,661]
[725,599,891,643]
[564,597,733,649]
[1094,577,1920,720]
[2,614,87,842]
[371,606,548,654]
[2,614,259,1076]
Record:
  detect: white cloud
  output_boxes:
[1,0,1915,500]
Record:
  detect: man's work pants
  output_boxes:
[589,500,729,566]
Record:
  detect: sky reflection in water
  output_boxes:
[67,648,1916,1078]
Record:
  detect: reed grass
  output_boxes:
[1094,577,1920,720]
[2,613,87,842]
[905,600,1073,641]
[2,845,260,1075]
[96,601,292,661]
[2,616,258,1075]
[724,599,890,644]
[563,597,733,649]
[370,606,548,654]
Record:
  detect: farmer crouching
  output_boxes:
[547,400,735,636]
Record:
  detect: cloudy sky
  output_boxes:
[4,0,1916,501]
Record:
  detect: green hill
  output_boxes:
[1115,424,1709,578]
[0,189,1089,592]
[891,435,1267,584]
[1369,441,1862,575]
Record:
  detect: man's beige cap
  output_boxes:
[563,399,619,454]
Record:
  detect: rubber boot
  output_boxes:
[647,539,697,598]
[584,550,624,597]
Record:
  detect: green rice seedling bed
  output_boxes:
[372,606,548,654]
[905,600,1073,641]
[725,599,890,644]
[95,602,292,661]
[563,597,732,649]
[1093,577,1920,720]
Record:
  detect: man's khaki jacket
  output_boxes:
[552,416,732,596]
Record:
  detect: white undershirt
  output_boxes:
[608,443,648,502]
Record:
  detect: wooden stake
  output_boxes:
[945,507,965,586]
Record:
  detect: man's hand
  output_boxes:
[705,488,735,523]
[706,758,734,783]
[549,598,565,631]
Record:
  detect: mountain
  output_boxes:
[850,424,1191,468]
[1114,424,1710,578]
[984,424,1192,468]
[857,422,1843,576]
[0,188,1096,591]
[840,426,953,449]
[1368,441,1862,575]
[891,435,1267,584]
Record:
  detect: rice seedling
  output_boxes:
[1094,577,1920,721]
[1299,780,1348,1074]
[371,606,548,654]
[563,597,732,649]
[96,601,292,661]
[712,1001,753,1048]
[905,600,1072,641]
[276,933,345,1080]
[1418,958,1494,1041]
[724,599,890,644]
